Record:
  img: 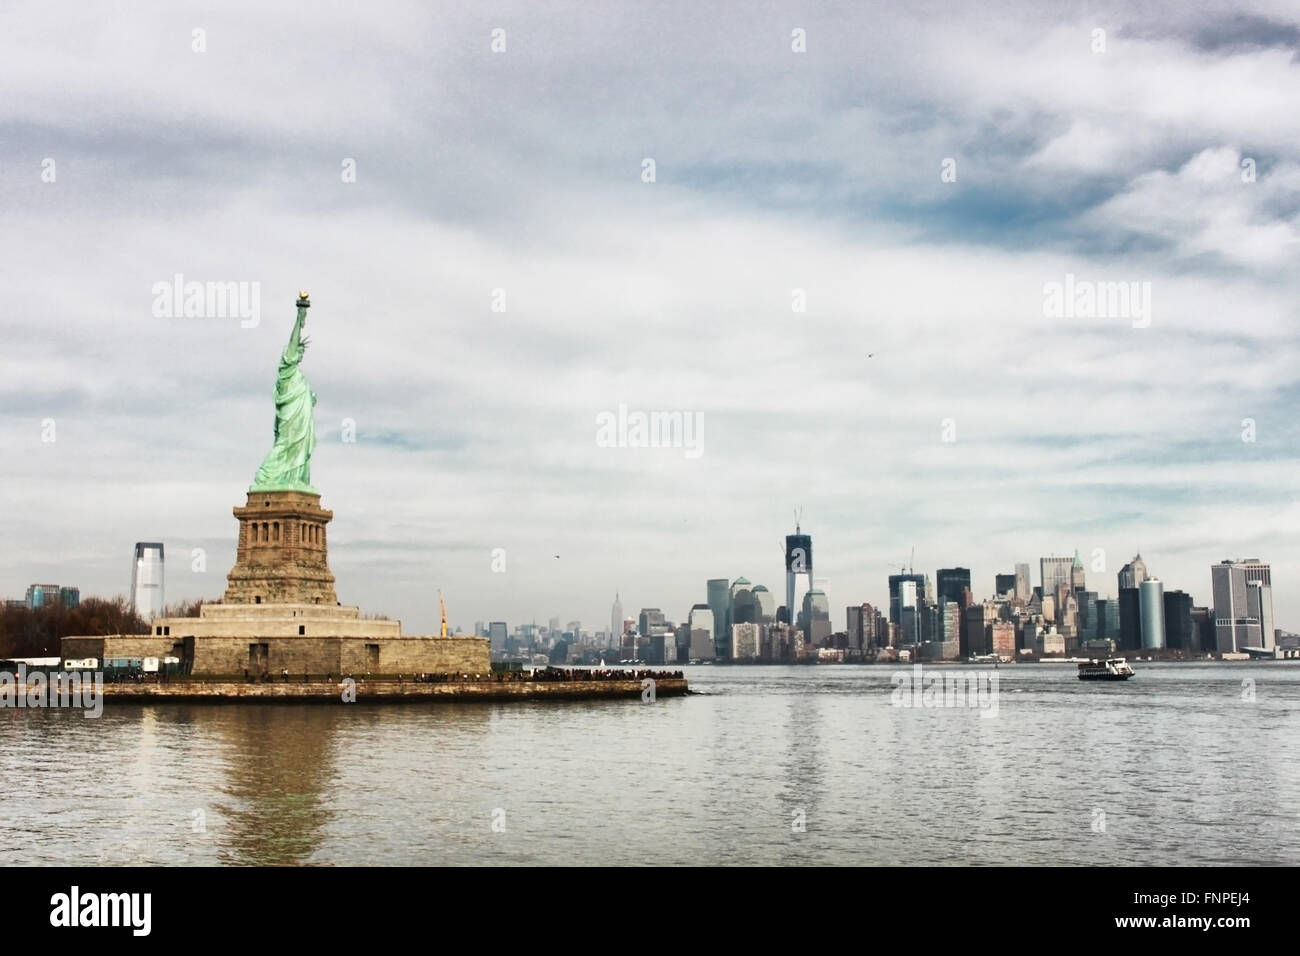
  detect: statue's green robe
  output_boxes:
[251,310,317,492]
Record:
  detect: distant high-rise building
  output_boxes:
[130,541,165,618]
[1139,578,1165,650]
[848,602,883,652]
[730,577,756,631]
[990,621,1016,658]
[1059,589,1080,644]
[650,629,676,665]
[1163,590,1195,652]
[802,589,831,646]
[936,568,971,606]
[1014,563,1031,602]
[1191,606,1215,654]
[897,580,919,644]
[1237,558,1272,587]
[707,578,730,659]
[994,573,1017,598]
[785,522,813,638]
[58,586,80,610]
[638,608,666,636]
[938,599,961,659]
[611,593,623,643]
[1211,560,1260,654]
[1040,556,1073,601]
[1078,590,1099,641]
[488,621,508,653]
[1070,550,1086,591]
[1237,559,1274,650]
[964,602,998,656]
[1118,554,1148,590]
[24,584,61,609]
[888,573,926,625]
[1118,588,1141,651]
[1246,582,1274,651]
[731,622,761,660]
[1100,598,1120,641]
[687,604,715,660]
[751,585,776,623]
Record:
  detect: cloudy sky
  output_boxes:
[3,1,1299,635]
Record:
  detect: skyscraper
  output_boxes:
[1163,589,1195,652]
[1040,555,1073,601]
[731,622,761,660]
[897,580,919,644]
[938,599,961,659]
[936,568,971,606]
[706,578,730,659]
[687,604,715,660]
[888,573,926,624]
[1237,558,1272,588]
[611,592,623,644]
[751,585,776,623]
[785,523,813,636]
[1118,554,1148,590]
[1100,598,1120,642]
[846,605,863,650]
[25,584,61,609]
[488,621,507,653]
[1246,582,1274,651]
[1078,590,1099,641]
[638,608,666,636]
[1070,550,1086,591]
[1118,588,1141,651]
[994,573,1017,598]
[1239,559,1274,650]
[1211,560,1260,654]
[1014,563,1031,602]
[801,589,831,646]
[730,577,755,631]
[1139,578,1165,650]
[851,602,882,652]
[131,542,165,618]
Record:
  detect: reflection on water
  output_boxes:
[205,706,342,865]
[1,664,1299,865]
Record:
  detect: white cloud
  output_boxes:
[3,1,1300,634]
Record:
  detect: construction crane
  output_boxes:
[438,588,448,638]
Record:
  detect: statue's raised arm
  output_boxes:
[251,292,319,493]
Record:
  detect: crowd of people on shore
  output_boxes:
[522,667,684,683]
[408,667,684,684]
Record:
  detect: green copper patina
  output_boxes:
[251,292,319,493]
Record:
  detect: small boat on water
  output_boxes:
[1078,658,1135,681]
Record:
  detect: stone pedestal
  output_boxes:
[224,490,339,605]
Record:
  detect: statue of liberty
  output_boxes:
[251,292,318,493]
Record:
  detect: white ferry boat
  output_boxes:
[1077,658,1135,681]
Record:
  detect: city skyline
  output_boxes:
[6,535,1285,642]
[4,2,1299,635]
